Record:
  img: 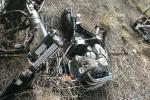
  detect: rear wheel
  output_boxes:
[0,0,26,28]
[1,0,26,14]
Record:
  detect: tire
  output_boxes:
[4,0,26,19]
[0,0,27,29]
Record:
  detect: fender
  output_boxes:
[61,9,74,41]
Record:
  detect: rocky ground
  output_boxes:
[0,0,150,100]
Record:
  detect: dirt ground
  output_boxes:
[0,0,150,100]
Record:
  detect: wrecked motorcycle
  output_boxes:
[0,0,111,99]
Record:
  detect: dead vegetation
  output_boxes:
[0,0,150,100]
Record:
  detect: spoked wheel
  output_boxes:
[0,0,26,15]
[0,0,27,30]
[0,0,31,55]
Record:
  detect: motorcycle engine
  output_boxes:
[68,43,110,89]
